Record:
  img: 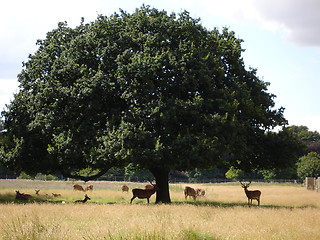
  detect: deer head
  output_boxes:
[148,178,160,191]
[240,181,251,189]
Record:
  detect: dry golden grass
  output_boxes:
[0,180,320,239]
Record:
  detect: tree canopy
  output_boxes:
[0,6,300,203]
[297,152,320,179]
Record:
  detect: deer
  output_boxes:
[122,185,129,192]
[196,188,206,197]
[35,189,49,197]
[240,181,261,206]
[15,190,32,200]
[52,193,61,197]
[75,194,91,203]
[145,184,154,190]
[73,184,85,191]
[184,186,197,200]
[85,184,93,191]
[130,180,159,204]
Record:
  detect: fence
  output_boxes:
[305,177,320,192]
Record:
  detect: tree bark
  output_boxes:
[150,167,171,203]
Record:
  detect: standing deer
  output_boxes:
[75,194,91,203]
[184,186,197,200]
[122,185,129,192]
[130,180,159,204]
[85,184,94,191]
[73,184,85,191]
[240,181,261,206]
[196,188,206,197]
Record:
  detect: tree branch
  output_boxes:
[59,167,110,182]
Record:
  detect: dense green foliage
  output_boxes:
[288,126,320,143]
[0,6,300,202]
[297,152,320,179]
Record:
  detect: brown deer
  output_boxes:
[196,188,206,197]
[35,189,49,197]
[73,184,85,191]
[240,181,261,206]
[122,185,129,192]
[15,190,32,200]
[85,184,93,191]
[130,181,159,204]
[145,184,154,190]
[75,194,91,203]
[184,186,197,200]
[52,193,61,197]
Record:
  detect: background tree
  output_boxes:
[288,125,320,155]
[288,126,320,143]
[0,6,300,203]
[297,152,320,179]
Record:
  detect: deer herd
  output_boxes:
[15,183,94,203]
[14,181,261,206]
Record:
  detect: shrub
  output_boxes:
[297,152,320,179]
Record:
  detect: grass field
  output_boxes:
[0,179,320,239]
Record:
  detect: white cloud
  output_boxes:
[199,0,320,48]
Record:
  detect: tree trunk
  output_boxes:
[150,167,171,203]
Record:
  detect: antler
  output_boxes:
[240,180,252,188]
[148,178,155,186]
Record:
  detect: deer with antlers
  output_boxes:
[130,180,159,204]
[240,181,261,206]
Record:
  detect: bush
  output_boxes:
[18,172,32,179]
[297,152,320,179]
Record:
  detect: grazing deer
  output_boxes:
[52,193,61,197]
[122,185,129,192]
[196,188,206,197]
[240,181,261,206]
[75,194,91,203]
[85,184,94,191]
[130,181,159,204]
[73,184,85,191]
[184,186,197,200]
[15,190,32,200]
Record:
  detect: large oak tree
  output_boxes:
[0,6,299,203]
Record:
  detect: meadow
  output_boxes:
[0,179,320,239]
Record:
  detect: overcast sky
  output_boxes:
[1,0,320,132]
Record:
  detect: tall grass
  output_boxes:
[0,180,320,239]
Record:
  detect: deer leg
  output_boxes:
[130,196,136,204]
[147,198,150,204]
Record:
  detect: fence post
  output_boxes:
[306,177,315,190]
